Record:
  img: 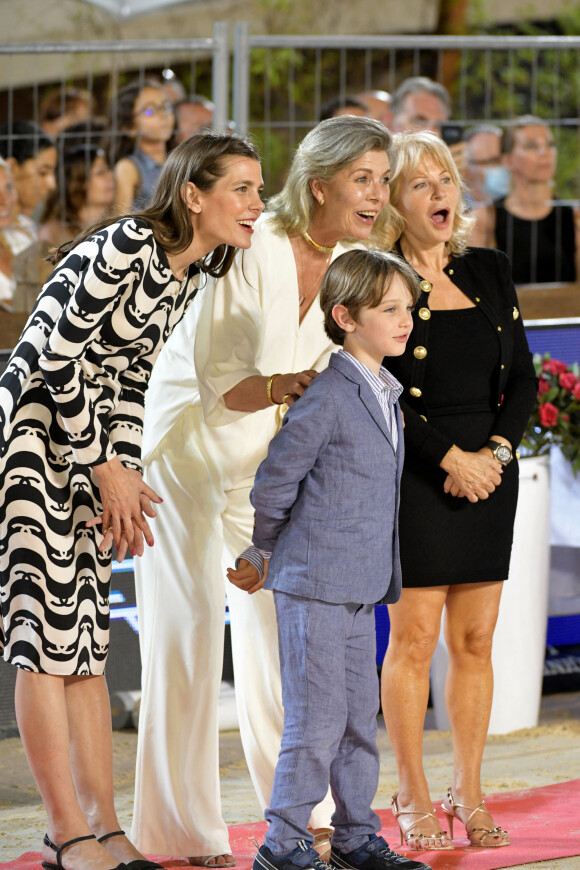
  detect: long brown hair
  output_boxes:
[50,132,261,278]
[107,78,167,164]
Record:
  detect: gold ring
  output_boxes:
[105,526,114,533]
[282,393,293,404]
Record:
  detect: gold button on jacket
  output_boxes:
[413,346,427,359]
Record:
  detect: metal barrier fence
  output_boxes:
[2,26,580,194]
[0,23,230,131]
[0,24,229,334]
[0,25,580,323]
[0,28,580,198]
[232,26,580,195]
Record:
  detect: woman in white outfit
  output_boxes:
[131,116,394,867]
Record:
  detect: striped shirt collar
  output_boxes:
[338,349,403,405]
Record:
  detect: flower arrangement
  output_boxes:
[520,353,580,475]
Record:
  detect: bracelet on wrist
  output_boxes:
[266,373,282,405]
[443,444,457,462]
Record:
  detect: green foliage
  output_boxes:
[450,40,580,196]
[247,46,399,193]
[246,4,580,197]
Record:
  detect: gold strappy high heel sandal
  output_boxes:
[308,827,333,862]
[391,793,454,851]
[441,787,510,848]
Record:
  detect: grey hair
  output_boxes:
[501,115,551,155]
[383,130,475,256]
[175,94,214,111]
[463,123,503,143]
[267,115,394,249]
[391,77,451,117]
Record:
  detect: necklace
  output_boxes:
[170,267,190,297]
[302,230,337,254]
[296,235,332,311]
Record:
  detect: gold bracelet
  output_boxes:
[266,373,282,405]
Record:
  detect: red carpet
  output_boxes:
[3,780,580,870]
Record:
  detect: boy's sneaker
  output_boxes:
[254,840,335,870]
[330,835,432,870]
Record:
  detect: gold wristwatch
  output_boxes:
[486,440,513,466]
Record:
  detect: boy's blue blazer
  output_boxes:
[251,351,403,605]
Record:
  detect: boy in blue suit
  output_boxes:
[227,250,429,870]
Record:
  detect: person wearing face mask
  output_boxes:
[474,115,579,284]
[463,125,510,209]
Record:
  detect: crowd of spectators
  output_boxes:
[0,76,215,322]
[0,70,577,330]
[322,76,579,288]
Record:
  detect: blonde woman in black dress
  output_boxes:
[380,132,536,853]
[0,132,264,870]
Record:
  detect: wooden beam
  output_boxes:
[517,283,580,321]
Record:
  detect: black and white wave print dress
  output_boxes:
[0,218,200,675]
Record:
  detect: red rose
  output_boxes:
[544,359,568,375]
[559,372,578,390]
[573,383,580,400]
[538,378,551,395]
[538,402,559,427]
[562,414,570,422]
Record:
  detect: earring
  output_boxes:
[319,196,325,206]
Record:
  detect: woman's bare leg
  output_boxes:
[14,670,119,870]
[65,674,151,864]
[381,587,447,837]
[444,581,505,833]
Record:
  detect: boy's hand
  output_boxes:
[227,558,268,594]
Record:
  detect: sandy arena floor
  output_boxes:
[1,692,579,869]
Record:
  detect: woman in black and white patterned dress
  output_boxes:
[0,132,264,870]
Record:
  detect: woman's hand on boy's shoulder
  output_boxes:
[227,558,268,594]
[273,369,318,406]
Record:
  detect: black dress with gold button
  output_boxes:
[387,247,537,587]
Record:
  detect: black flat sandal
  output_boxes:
[42,833,126,870]
[98,830,164,870]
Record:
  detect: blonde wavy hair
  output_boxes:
[384,130,475,256]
